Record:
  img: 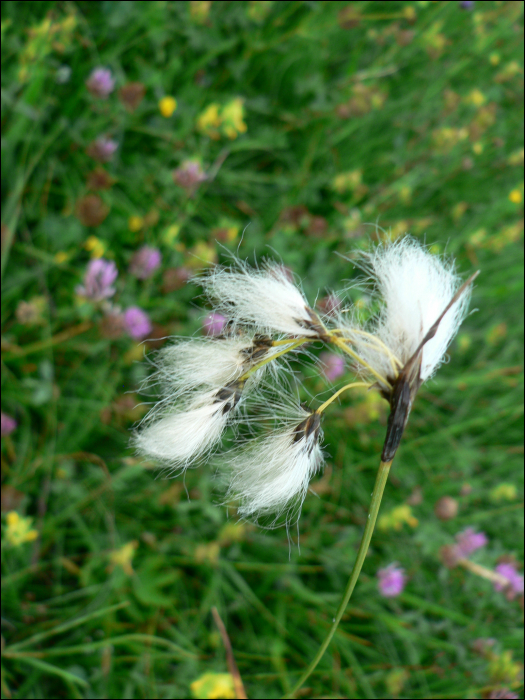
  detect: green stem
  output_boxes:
[285,458,393,699]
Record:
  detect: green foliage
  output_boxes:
[1,1,523,698]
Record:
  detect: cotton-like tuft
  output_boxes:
[223,409,324,525]
[134,386,243,472]
[199,261,324,337]
[341,237,473,384]
[146,336,281,404]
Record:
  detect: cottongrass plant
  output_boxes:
[134,236,478,696]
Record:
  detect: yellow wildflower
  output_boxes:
[128,215,144,232]
[197,103,222,138]
[163,223,181,246]
[194,542,221,565]
[159,96,177,118]
[472,142,483,155]
[508,148,524,166]
[54,251,70,264]
[109,541,138,575]
[508,189,522,204]
[378,504,418,532]
[488,650,522,685]
[220,98,247,139]
[490,483,518,503]
[489,52,500,66]
[186,241,217,269]
[84,235,106,258]
[332,170,362,194]
[465,89,486,107]
[5,511,38,546]
[190,672,236,699]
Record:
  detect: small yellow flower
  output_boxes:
[332,170,362,194]
[489,52,500,66]
[163,223,181,246]
[109,541,138,575]
[472,142,483,155]
[186,241,217,269]
[159,96,177,118]
[54,251,70,264]
[378,505,418,531]
[194,542,221,565]
[197,103,222,138]
[220,98,247,139]
[490,483,517,503]
[128,215,144,232]
[465,89,486,107]
[509,189,522,204]
[84,235,106,258]
[190,672,235,699]
[5,511,39,546]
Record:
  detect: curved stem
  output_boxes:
[330,335,391,389]
[316,382,371,414]
[285,459,393,699]
[241,338,310,380]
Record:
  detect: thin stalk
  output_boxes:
[316,382,371,414]
[285,459,393,699]
[330,334,391,388]
[241,338,310,379]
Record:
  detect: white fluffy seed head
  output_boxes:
[149,337,260,400]
[199,261,322,337]
[343,237,473,383]
[133,385,244,473]
[222,408,324,527]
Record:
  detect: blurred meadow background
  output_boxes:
[1,1,524,698]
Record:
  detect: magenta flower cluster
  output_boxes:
[319,352,345,382]
[203,312,227,336]
[76,259,118,301]
[494,563,524,599]
[129,246,162,279]
[1,412,17,436]
[86,67,115,99]
[77,258,152,340]
[377,563,406,598]
[123,307,152,340]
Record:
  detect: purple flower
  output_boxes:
[1,412,17,436]
[129,246,162,280]
[320,352,345,382]
[455,528,488,558]
[459,1,475,9]
[86,137,118,163]
[203,312,227,336]
[377,564,406,598]
[172,160,207,193]
[494,563,524,598]
[76,259,118,301]
[86,67,115,98]
[123,307,152,340]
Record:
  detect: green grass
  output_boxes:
[1,1,523,698]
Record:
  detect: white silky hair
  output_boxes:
[133,390,235,473]
[223,408,324,526]
[199,261,319,337]
[150,337,257,399]
[340,237,472,382]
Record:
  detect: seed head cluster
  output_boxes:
[134,237,477,526]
